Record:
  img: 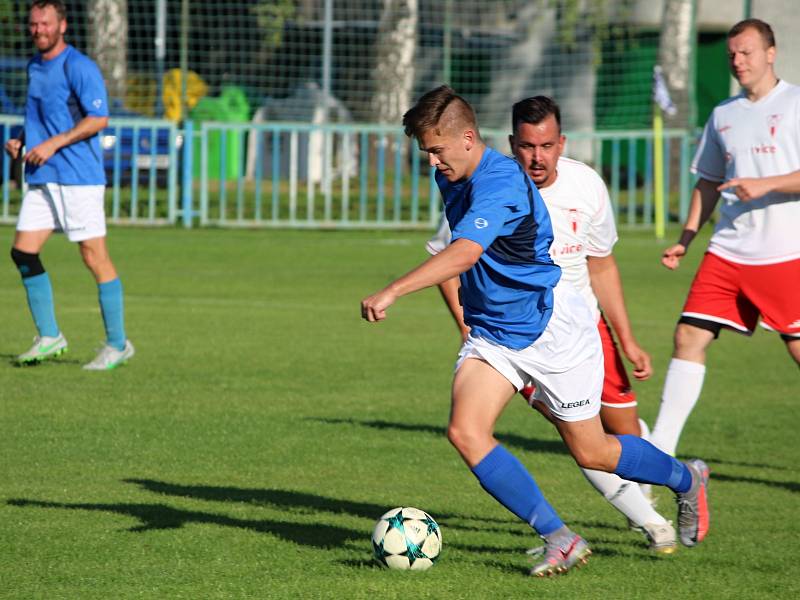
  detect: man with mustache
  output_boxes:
[427,95,677,553]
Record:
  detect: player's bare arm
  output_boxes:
[361,238,483,323]
[587,254,652,380]
[717,169,800,201]
[661,178,720,270]
[24,115,108,166]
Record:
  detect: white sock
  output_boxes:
[650,358,706,456]
[638,418,651,440]
[580,468,667,527]
[636,418,653,501]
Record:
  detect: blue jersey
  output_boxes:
[24,45,108,185]
[438,147,561,350]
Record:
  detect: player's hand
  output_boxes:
[4,138,22,159]
[620,341,652,381]
[361,288,398,322]
[24,139,59,166]
[717,177,771,202]
[661,243,687,270]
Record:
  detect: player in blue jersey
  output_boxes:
[361,86,710,575]
[5,0,133,370]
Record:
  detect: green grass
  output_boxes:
[1,225,797,599]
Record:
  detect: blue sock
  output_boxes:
[614,434,693,493]
[22,272,59,338]
[471,444,564,536]
[98,278,126,350]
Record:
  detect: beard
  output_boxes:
[33,33,61,55]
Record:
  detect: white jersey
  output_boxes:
[538,157,618,321]
[692,80,800,265]
[425,156,617,321]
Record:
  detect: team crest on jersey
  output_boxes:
[566,208,579,233]
[474,217,488,229]
[767,114,782,137]
[93,99,103,109]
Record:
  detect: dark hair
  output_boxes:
[30,1,67,20]
[728,18,775,48]
[402,85,478,138]
[511,96,561,134]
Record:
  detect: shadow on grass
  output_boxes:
[124,478,422,520]
[1,353,82,367]
[709,472,800,493]
[123,478,516,529]
[337,559,383,569]
[308,417,567,457]
[7,498,361,548]
[684,455,793,472]
[472,558,530,577]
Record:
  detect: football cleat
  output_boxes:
[528,533,591,577]
[83,340,135,371]
[642,521,677,555]
[676,459,710,547]
[16,333,68,365]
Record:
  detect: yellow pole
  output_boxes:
[653,105,665,240]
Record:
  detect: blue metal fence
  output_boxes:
[0,115,179,226]
[0,115,695,232]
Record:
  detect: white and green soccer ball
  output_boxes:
[371,506,442,571]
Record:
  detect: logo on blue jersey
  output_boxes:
[474,217,488,229]
[92,99,103,109]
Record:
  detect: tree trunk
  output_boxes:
[87,0,128,103]
[369,0,418,173]
[657,0,696,189]
[371,0,418,126]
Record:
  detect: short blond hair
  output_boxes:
[402,85,479,139]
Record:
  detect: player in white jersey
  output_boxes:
[650,19,800,458]
[427,96,677,553]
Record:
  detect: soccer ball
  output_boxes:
[371,506,442,570]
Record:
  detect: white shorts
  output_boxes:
[17,184,107,242]
[455,281,604,422]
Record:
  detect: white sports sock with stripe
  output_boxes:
[650,358,706,456]
[580,468,667,527]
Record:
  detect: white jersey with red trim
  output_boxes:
[538,157,618,321]
[692,80,800,265]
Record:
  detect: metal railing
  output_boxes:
[1,115,696,232]
[1,115,179,226]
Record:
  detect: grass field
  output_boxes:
[1,224,797,599]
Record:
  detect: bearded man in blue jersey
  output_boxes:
[5,0,133,370]
[361,86,711,575]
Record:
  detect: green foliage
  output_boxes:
[548,0,637,60]
[1,225,798,599]
[0,0,26,51]
[251,0,296,61]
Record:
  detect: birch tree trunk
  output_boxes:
[657,0,697,188]
[371,0,418,125]
[87,0,128,103]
